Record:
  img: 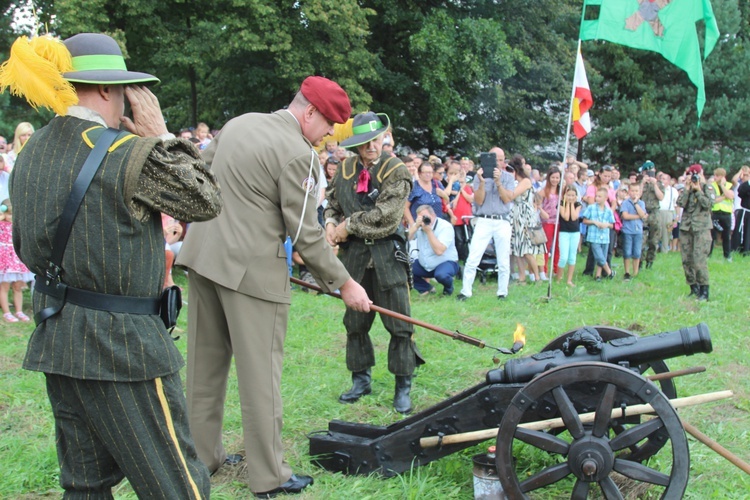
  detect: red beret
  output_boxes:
[686,164,703,174]
[300,76,351,124]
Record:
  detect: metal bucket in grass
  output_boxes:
[472,445,505,499]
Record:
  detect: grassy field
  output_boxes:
[1,250,748,499]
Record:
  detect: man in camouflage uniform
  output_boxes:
[325,111,423,414]
[677,164,715,301]
[639,161,664,268]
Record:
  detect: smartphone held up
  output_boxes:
[480,152,496,179]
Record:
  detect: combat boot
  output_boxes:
[698,285,709,301]
[688,284,699,297]
[339,369,371,403]
[393,375,413,414]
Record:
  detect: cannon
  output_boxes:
[308,323,713,498]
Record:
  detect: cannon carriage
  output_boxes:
[308,323,714,499]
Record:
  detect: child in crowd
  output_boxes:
[558,185,581,286]
[194,122,212,150]
[533,192,548,281]
[0,199,33,322]
[448,165,474,262]
[161,214,183,289]
[582,187,616,281]
[619,183,647,281]
[444,164,462,202]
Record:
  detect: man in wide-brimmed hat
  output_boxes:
[325,111,424,414]
[178,77,370,497]
[2,32,222,498]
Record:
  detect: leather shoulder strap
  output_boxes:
[49,127,121,275]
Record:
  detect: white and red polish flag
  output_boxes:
[572,48,593,139]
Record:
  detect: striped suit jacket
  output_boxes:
[11,116,183,381]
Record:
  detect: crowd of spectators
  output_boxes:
[4,114,750,321]
[340,134,749,301]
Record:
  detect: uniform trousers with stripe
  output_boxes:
[46,372,209,499]
[460,218,511,297]
[185,271,292,493]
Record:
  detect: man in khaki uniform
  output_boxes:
[178,77,370,497]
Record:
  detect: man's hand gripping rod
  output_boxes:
[290,277,525,357]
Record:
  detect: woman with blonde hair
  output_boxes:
[5,121,34,169]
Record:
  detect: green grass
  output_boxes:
[1,250,749,499]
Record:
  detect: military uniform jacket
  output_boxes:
[641,181,663,214]
[325,153,412,290]
[676,183,715,231]
[177,110,351,302]
[11,115,221,381]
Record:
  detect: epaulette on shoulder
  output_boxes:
[341,155,359,180]
[377,157,406,183]
[82,126,137,152]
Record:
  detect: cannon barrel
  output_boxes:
[486,323,711,385]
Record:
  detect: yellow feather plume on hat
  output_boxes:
[0,35,78,115]
[317,119,353,151]
[330,119,354,144]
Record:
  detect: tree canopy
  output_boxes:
[1,0,749,176]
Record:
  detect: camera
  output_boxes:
[690,173,700,183]
[422,215,432,225]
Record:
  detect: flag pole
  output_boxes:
[546,39,582,300]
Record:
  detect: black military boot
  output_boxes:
[698,285,709,301]
[393,376,413,414]
[339,369,372,403]
[688,284,699,297]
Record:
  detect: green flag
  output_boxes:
[580,0,719,118]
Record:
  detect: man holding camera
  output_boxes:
[326,111,423,414]
[677,164,715,301]
[709,167,735,260]
[638,161,664,268]
[457,146,515,301]
[408,205,460,296]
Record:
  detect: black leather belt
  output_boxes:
[476,214,510,221]
[348,234,404,246]
[35,277,160,316]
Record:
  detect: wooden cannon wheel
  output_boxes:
[541,326,677,462]
[495,362,689,499]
